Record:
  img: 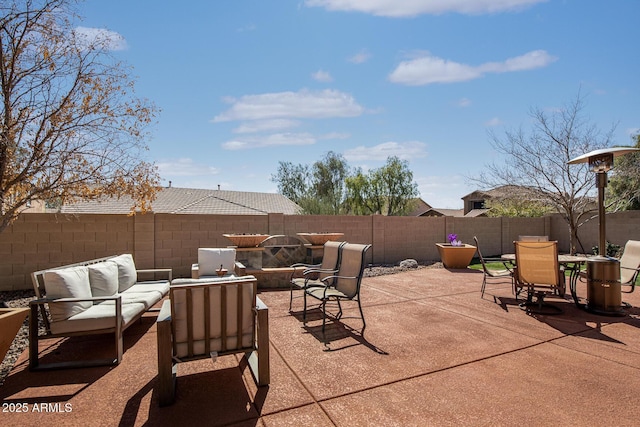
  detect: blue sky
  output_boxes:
[78,0,639,209]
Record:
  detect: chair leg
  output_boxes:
[303,288,308,323]
[357,298,366,335]
[249,298,270,386]
[480,276,487,298]
[321,299,327,341]
[157,301,176,406]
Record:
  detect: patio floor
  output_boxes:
[1,267,639,426]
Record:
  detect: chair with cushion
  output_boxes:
[473,236,514,298]
[304,243,371,340]
[156,276,269,406]
[289,241,346,311]
[514,241,564,314]
[619,240,640,293]
[191,248,246,279]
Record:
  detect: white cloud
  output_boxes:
[344,141,427,161]
[157,158,219,176]
[312,69,333,82]
[222,132,316,150]
[233,119,300,134]
[626,127,639,137]
[485,117,503,127]
[213,89,365,122]
[305,0,547,17]
[348,49,371,64]
[74,27,127,51]
[319,132,350,140]
[389,50,557,86]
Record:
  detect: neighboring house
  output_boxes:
[419,208,466,217]
[461,185,567,216]
[59,187,302,215]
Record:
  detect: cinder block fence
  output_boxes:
[1,211,639,291]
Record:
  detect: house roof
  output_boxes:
[59,187,302,215]
[406,198,433,216]
[419,208,465,217]
[461,185,542,201]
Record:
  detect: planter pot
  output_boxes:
[436,243,477,269]
[1,307,29,362]
[296,232,344,246]
[223,234,271,248]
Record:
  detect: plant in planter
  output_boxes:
[436,234,477,269]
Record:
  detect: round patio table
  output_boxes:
[501,253,589,308]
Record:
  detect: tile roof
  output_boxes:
[59,187,302,215]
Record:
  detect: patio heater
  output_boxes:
[568,147,639,315]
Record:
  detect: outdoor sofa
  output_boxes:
[29,254,172,369]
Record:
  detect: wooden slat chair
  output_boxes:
[514,241,564,315]
[156,276,269,406]
[289,241,346,311]
[304,243,371,340]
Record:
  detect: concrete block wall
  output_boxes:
[1,211,638,291]
[0,214,134,290]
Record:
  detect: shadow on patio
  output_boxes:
[2,267,640,426]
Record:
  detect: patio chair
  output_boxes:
[518,235,549,242]
[473,237,514,298]
[156,276,269,406]
[191,248,246,279]
[289,241,346,311]
[514,241,564,314]
[619,240,640,293]
[304,243,371,339]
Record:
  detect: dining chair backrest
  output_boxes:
[619,240,640,284]
[334,243,371,299]
[319,241,346,282]
[514,241,560,286]
[473,236,490,272]
[518,235,549,242]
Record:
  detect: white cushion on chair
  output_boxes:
[44,266,92,322]
[88,261,119,297]
[111,254,138,292]
[198,248,236,277]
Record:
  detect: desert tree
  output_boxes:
[0,0,160,232]
[607,132,640,211]
[474,93,614,254]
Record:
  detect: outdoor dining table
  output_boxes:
[501,253,589,308]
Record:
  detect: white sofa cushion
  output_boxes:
[198,248,236,276]
[44,266,92,322]
[111,254,138,292]
[50,302,146,335]
[88,261,119,297]
[124,281,170,298]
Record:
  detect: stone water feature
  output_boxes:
[223,232,344,287]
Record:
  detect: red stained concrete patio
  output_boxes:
[1,267,640,426]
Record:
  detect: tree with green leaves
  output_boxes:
[607,132,640,211]
[0,0,160,233]
[273,153,419,215]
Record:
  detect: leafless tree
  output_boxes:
[0,0,160,232]
[473,93,615,254]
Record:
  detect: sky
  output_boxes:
[77,0,640,209]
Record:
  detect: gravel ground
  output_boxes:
[0,260,442,385]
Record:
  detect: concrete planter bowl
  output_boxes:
[296,233,344,246]
[223,234,271,248]
[436,243,477,269]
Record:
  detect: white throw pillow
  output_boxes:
[44,266,92,322]
[198,248,236,276]
[88,261,119,297]
[111,254,138,292]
